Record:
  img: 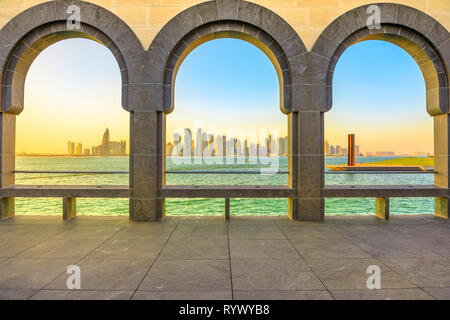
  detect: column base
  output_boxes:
[130,198,165,222]
[1,197,14,219]
[288,198,324,222]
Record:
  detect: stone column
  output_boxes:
[0,112,15,219]
[289,111,324,221]
[129,110,164,221]
[434,114,450,219]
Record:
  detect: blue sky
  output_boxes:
[19,37,431,155]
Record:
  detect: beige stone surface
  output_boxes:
[0,215,448,300]
[0,0,448,50]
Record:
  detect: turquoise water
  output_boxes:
[14,156,434,216]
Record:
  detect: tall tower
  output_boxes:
[102,128,110,146]
[347,134,356,166]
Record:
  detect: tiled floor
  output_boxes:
[0,214,448,300]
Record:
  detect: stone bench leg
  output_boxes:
[225,198,230,221]
[435,197,449,219]
[375,197,389,220]
[1,197,14,219]
[63,197,76,220]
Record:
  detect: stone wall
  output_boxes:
[1,0,448,51]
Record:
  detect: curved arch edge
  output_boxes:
[312,3,450,116]
[0,0,145,114]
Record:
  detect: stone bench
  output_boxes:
[324,185,449,220]
[2,184,447,221]
[0,185,129,220]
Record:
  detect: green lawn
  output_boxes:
[365,157,434,166]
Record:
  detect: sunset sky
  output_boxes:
[17,37,431,155]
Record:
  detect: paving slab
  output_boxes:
[308,258,416,290]
[233,290,333,300]
[17,238,105,259]
[159,239,229,260]
[171,224,227,240]
[280,225,345,241]
[382,257,450,287]
[52,226,123,240]
[113,224,176,240]
[228,225,285,240]
[231,259,324,291]
[0,289,37,300]
[132,290,232,300]
[30,289,134,300]
[46,259,153,291]
[229,239,300,259]
[331,288,434,300]
[138,259,231,291]
[291,238,371,260]
[87,238,166,260]
[351,237,440,258]
[422,287,450,300]
[0,258,75,290]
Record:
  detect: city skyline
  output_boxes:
[67,128,127,157]
[16,38,431,155]
[167,127,289,158]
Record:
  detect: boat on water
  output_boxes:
[326,164,434,172]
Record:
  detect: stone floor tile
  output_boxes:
[45,259,153,291]
[291,238,370,260]
[87,239,166,260]
[308,258,416,290]
[0,258,75,290]
[331,288,434,300]
[159,239,228,260]
[132,290,232,300]
[382,257,450,287]
[18,238,105,259]
[233,290,333,300]
[229,240,300,259]
[138,259,231,291]
[30,289,133,300]
[231,259,324,291]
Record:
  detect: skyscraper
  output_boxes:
[75,143,82,156]
[67,141,75,156]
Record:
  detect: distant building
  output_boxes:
[414,151,427,157]
[324,140,330,155]
[75,143,83,156]
[84,148,90,156]
[166,143,174,156]
[336,145,341,155]
[376,151,395,156]
[355,145,360,156]
[91,129,127,156]
[67,141,75,156]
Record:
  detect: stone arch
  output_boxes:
[0,0,144,113]
[312,3,449,115]
[146,0,307,114]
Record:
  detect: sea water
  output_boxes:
[14,156,434,216]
